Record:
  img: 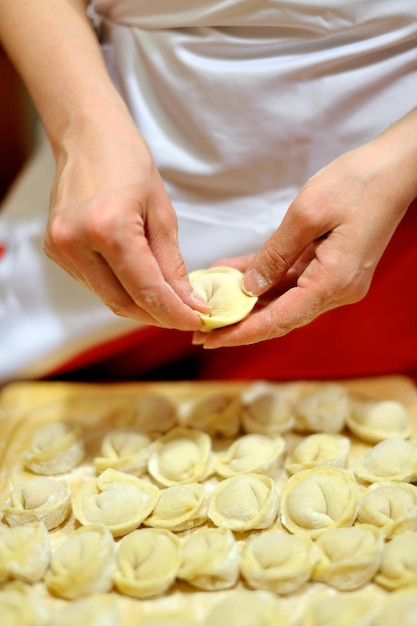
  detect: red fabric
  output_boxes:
[49,201,417,382]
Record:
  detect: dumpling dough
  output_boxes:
[2,477,71,530]
[177,527,239,591]
[284,433,350,475]
[129,393,178,435]
[51,594,121,626]
[356,481,417,538]
[23,421,85,474]
[298,590,379,626]
[312,524,384,590]
[44,524,115,600]
[375,531,417,590]
[204,590,289,626]
[280,467,358,539]
[240,532,319,594]
[147,427,214,486]
[240,381,295,435]
[182,391,242,437]
[346,397,411,443]
[113,528,181,598]
[94,429,151,476]
[188,266,258,331]
[143,483,208,532]
[294,383,350,433]
[135,613,199,626]
[215,434,286,478]
[0,522,50,584]
[353,438,417,484]
[72,468,160,537]
[375,586,417,626]
[0,581,49,626]
[207,473,279,532]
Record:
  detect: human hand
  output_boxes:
[193,136,415,348]
[45,115,208,330]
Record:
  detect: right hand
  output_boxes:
[44,114,208,330]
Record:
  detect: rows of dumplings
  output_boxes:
[1,381,417,624]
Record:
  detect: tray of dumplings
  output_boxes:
[0,376,417,625]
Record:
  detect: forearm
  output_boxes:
[0,0,132,157]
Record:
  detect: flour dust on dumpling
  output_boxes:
[357,481,417,538]
[207,473,278,532]
[177,527,239,591]
[0,521,50,584]
[147,427,214,486]
[23,421,85,475]
[375,531,417,590]
[280,467,358,539]
[72,468,160,537]
[2,477,71,530]
[240,532,320,594]
[240,381,295,435]
[312,524,384,590]
[353,438,417,484]
[44,523,115,600]
[94,429,151,476]
[346,396,411,443]
[0,581,49,626]
[143,482,208,532]
[293,383,350,433]
[215,433,286,478]
[284,433,350,475]
[113,528,181,599]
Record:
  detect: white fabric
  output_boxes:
[1,0,417,382]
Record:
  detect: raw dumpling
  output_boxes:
[204,590,289,626]
[207,473,278,532]
[0,522,50,583]
[240,532,319,594]
[147,427,214,486]
[113,528,181,598]
[94,429,151,476]
[298,590,380,626]
[182,392,242,437]
[240,381,295,435]
[143,483,208,532]
[346,397,411,443]
[50,594,121,626]
[312,524,384,590]
[356,481,417,537]
[294,383,350,433]
[0,581,49,626]
[23,421,85,474]
[44,524,115,600]
[280,467,358,539]
[177,527,239,591]
[375,586,417,626]
[2,477,71,530]
[353,438,417,484]
[215,434,286,478]
[375,531,417,590]
[284,433,350,475]
[188,266,258,331]
[129,393,178,435]
[72,468,159,537]
[136,613,199,626]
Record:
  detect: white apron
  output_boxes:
[1,0,417,382]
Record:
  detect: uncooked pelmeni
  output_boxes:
[312,524,384,590]
[147,427,214,486]
[207,473,278,532]
[188,266,258,331]
[298,589,380,626]
[0,581,49,626]
[113,528,181,599]
[357,481,417,538]
[215,433,286,478]
[23,421,85,474]
[136,613,199,626]
[72,468,160,537]
[375,586,417,626]
[51,594,121,626]
[143,482,208,532]
[129,393,178,435]
[0,522,50,584]
[240,381,295,435]
[177,527,239,591]
[2,477,71,530]
[240,532,320,594]
[94,429,151,476]
[204,590,289,626]
[284,433,350,475]
[346,397,411,443]
[294,383,350,433]
[44,524,115,600]
[280,467,358,539]
[375,531,417,590]
[182,391,242,437]
[353,438,417,484]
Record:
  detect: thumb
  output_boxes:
[241,236,297,297]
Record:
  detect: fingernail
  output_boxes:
[242,269,269,296]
